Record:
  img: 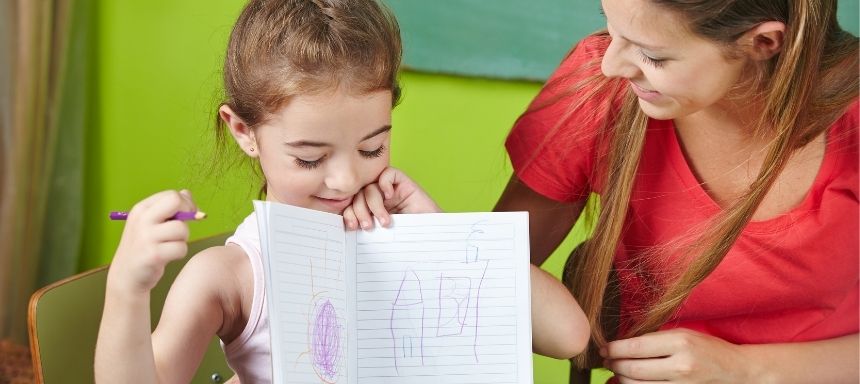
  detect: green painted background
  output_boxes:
[81,1,858,383]
[389,0,859,80]
[82,1,590,381]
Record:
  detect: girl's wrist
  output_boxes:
[106,269,155,298]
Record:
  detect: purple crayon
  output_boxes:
[109,211,207,221]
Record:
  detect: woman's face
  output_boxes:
[600,0,750,120]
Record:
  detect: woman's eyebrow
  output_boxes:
[626,36,666,51]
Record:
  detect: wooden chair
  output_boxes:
[28,233,234,384]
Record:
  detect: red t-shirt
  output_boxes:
[507,35,859,344]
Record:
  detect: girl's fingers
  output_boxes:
[155,241,189,264]
[377,167,399,199]
[363,185,392,227]
[150,220,191,243]
[350,191,374,230]
[342,206,358,230]
[178,189,198,212]
[131,190,197,224]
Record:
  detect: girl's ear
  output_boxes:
[739,21,785,61]
[219,105,259,158]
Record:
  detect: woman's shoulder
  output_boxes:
[514,33,622,144]
[547,33,610,84]
[562,32,611,64]
[829,98,858,152]
[840,98,858,130]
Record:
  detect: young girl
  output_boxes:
[94,0,587,382]
[496,0,858,382]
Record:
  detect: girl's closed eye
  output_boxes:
[294,145,384,169]
[295,155,324,169]
[638,51,666,68]
[359,145,386,159]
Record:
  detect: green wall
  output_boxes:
[84,0,860,270]
[84,1,585,382]
[81,1,857,383]
[82,0,550,267]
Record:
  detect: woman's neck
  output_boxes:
[672,97,827,220]
[675,96,767,144]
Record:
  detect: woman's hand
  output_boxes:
[343,167,441,230]
[108,189,199,294]
[602,328,754,383]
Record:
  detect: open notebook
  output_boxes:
[254,200,533,384]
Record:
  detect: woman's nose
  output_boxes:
[601,39,639,79]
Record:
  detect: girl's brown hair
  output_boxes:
[531,0,859,369]
[212,0,402,193]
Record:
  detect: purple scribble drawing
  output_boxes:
[297,231,344,383]
[311,299,341,382]
[389,224,491,373]
[390,269,425,373]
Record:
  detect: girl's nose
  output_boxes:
[324,161,360,194]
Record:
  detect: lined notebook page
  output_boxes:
[353,212,532,384]
[255,201,354,384]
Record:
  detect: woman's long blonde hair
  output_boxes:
[529,0,859,369]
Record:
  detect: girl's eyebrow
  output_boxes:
[360,125,392,141]
[285,125,392,147]
[285,139,329,148]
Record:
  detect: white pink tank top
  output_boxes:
[221,213,272,382]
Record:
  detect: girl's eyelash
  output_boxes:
[295,157,323,169]
[294,146,384,170]
[360,145,385,159]
[639,51,665,68]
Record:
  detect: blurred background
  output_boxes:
[1,0,857,382]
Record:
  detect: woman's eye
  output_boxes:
[359,145,386,159]
[639,51,666,68]
[295,157,323,169]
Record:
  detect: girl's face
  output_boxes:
[600,0,748,120]
[250,90,392,214]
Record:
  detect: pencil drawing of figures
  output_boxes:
[389,224,491,374]
[390,269,425,373]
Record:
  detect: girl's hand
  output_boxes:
[343,167,441,230]
[602,328,755,383]
[108,189,198,294]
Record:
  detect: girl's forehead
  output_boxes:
[259,89,393,141]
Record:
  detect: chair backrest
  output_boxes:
[28,233,234,384]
